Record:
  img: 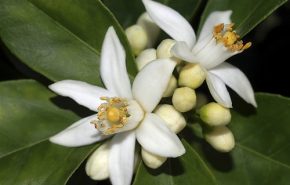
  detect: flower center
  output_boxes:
[91,97,130,135]
[213,23,251,52]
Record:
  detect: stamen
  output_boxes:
[91,97,130,135]
[213,23,251,52]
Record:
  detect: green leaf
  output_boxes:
[215,93,290,184]
[188,93,290,185]
[102,0,202,28]
[199,0,287,37]
[0,0,137,85]
[0,80,77,157]
[133,94,290,185]
[0,141,96,185]
[0,80,96,184]
[133,140,217,185]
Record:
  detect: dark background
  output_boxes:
[0,2,289,97]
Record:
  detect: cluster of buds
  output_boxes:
[121,13,237,170]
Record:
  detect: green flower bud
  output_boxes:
[178,63,206,89]
[154,104,186,133]
[136,48,157,70]
[172,87,196,112]
[141,148,167,169]
[85,142,110,180]
[125,25,148,55]
[163,75,177,97]
[200,102,231,126]
[204,126,235,152]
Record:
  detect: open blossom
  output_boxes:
[49,27,185,185]
[143,0,257,108]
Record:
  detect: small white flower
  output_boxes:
[142,0,257,108]
[49,27,185,185]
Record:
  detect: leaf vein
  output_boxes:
[26,0,100,56]
[237,143,290,170]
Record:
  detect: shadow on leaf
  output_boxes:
[144,157,185,177]
[182,124,234,172]
[50,96,94,118]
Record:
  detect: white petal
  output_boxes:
[109,131,136,185]
[206,72,232,108]
[209,63,257,107]
[136,113,185,157]
[193,38,239,69]
[171,41,199,63]
[132,59,176,112]
[198,10,232,42]
[142,0,196,48]
[49,80,114,111]
[49,115,108,147]
[193,11,232,55]
[101,26,132,99]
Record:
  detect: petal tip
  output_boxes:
[251,99,258,108]
[105,26,117,41]
[107,26,117,37]
[48,80,69,93]
[49,135,63,146]
[176,144,186,157]
[222,10,233,15]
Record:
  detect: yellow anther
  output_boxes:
[92,97,129,135]
[214,23,224,34]
[213,23,251,52]
[242,42,252,50]
[106,107,120,123]
[225,23,234,31]
[223,31,237,46]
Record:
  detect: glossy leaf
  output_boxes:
[188,93,290,185]
[198,0,287,37]
[217,93,290,184]
[0,0,137,85]
[133,140,217,185]
[0,141,96,185]
[0,80,77,157]
[0,80,96,184]
[103,0,202,28]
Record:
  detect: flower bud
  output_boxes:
[136,48,157,70]
[154,104,186,133]
[178,63,206,89]
[125,25,148,55]
[172,87,196,112]
[163,75,177,97]
[156,39,181,64]
[141,148,167,169]
[200,102,231,126]
[85,142,110,180]
[204,126,235,152]
[137,12,160,47]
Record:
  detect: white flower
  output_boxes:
[49,27,185,185]
[142,0,257,108]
